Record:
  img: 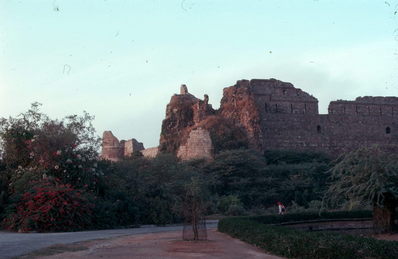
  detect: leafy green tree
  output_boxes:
[204,149,271,208]
[105,154,208,226]
[0,103,101,191]
[324,146,398,233]
[264,162,330,208]
[264,150,331,208]
[205,149,331,212]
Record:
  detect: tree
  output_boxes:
[181,176,209,241]
[264,150,331,209]
[204,149,269,208]
[0,103,102,230]
[0,103,101,191]
[324,146,398,233]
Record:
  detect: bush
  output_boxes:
[226,204,246,216]
[217,195,245,216]
[219,213,398,259]
[2,178,93,232]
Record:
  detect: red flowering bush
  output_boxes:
[2,178,93,232]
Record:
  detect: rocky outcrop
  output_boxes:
[102,82,260,161]
[159,85,215,154]
[219,80,264,150]
[159,84,251,160]
[101,131,144,161]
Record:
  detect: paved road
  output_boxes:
[0,221,218,259]
[41,229,281,259]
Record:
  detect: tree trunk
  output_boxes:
[373,194,396,234]
[192,213,199,240]
[192,200,199,240]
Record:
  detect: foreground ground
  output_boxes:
[21,229,282,259]
[3,220,397,259]
[0,222,217,259]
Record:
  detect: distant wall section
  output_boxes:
[249,79,398,155]
[101,131,146,161]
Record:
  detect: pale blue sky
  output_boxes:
[1,0,397,147]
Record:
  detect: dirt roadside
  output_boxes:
[21,229,282,259]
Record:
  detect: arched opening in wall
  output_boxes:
[386,127,391,134]
[317,125,321,134]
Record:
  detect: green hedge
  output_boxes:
[218,212,398,259]
[249,210,373,225]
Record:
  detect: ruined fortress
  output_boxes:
[101,79,398,161]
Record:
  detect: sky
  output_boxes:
[1,0,398,147]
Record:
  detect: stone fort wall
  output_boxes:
[101,131,145,161]
[247,79,398,155]
[102,79,398,161]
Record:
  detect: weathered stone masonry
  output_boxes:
[101,131,145,161]
[248,79,398,155]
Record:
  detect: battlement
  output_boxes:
[240,79,319,115]
[328,97,398,116]
[356,96,398,104]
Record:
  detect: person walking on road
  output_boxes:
[277,201,286,215]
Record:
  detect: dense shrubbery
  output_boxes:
[201,149,332,214]
[0,104,105,231]
[94,154,205,226]
[1,103,386,234]
[219,214,398,259]
[0,115,336,231]
[204,149,269,209]
[217,195,245,216]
